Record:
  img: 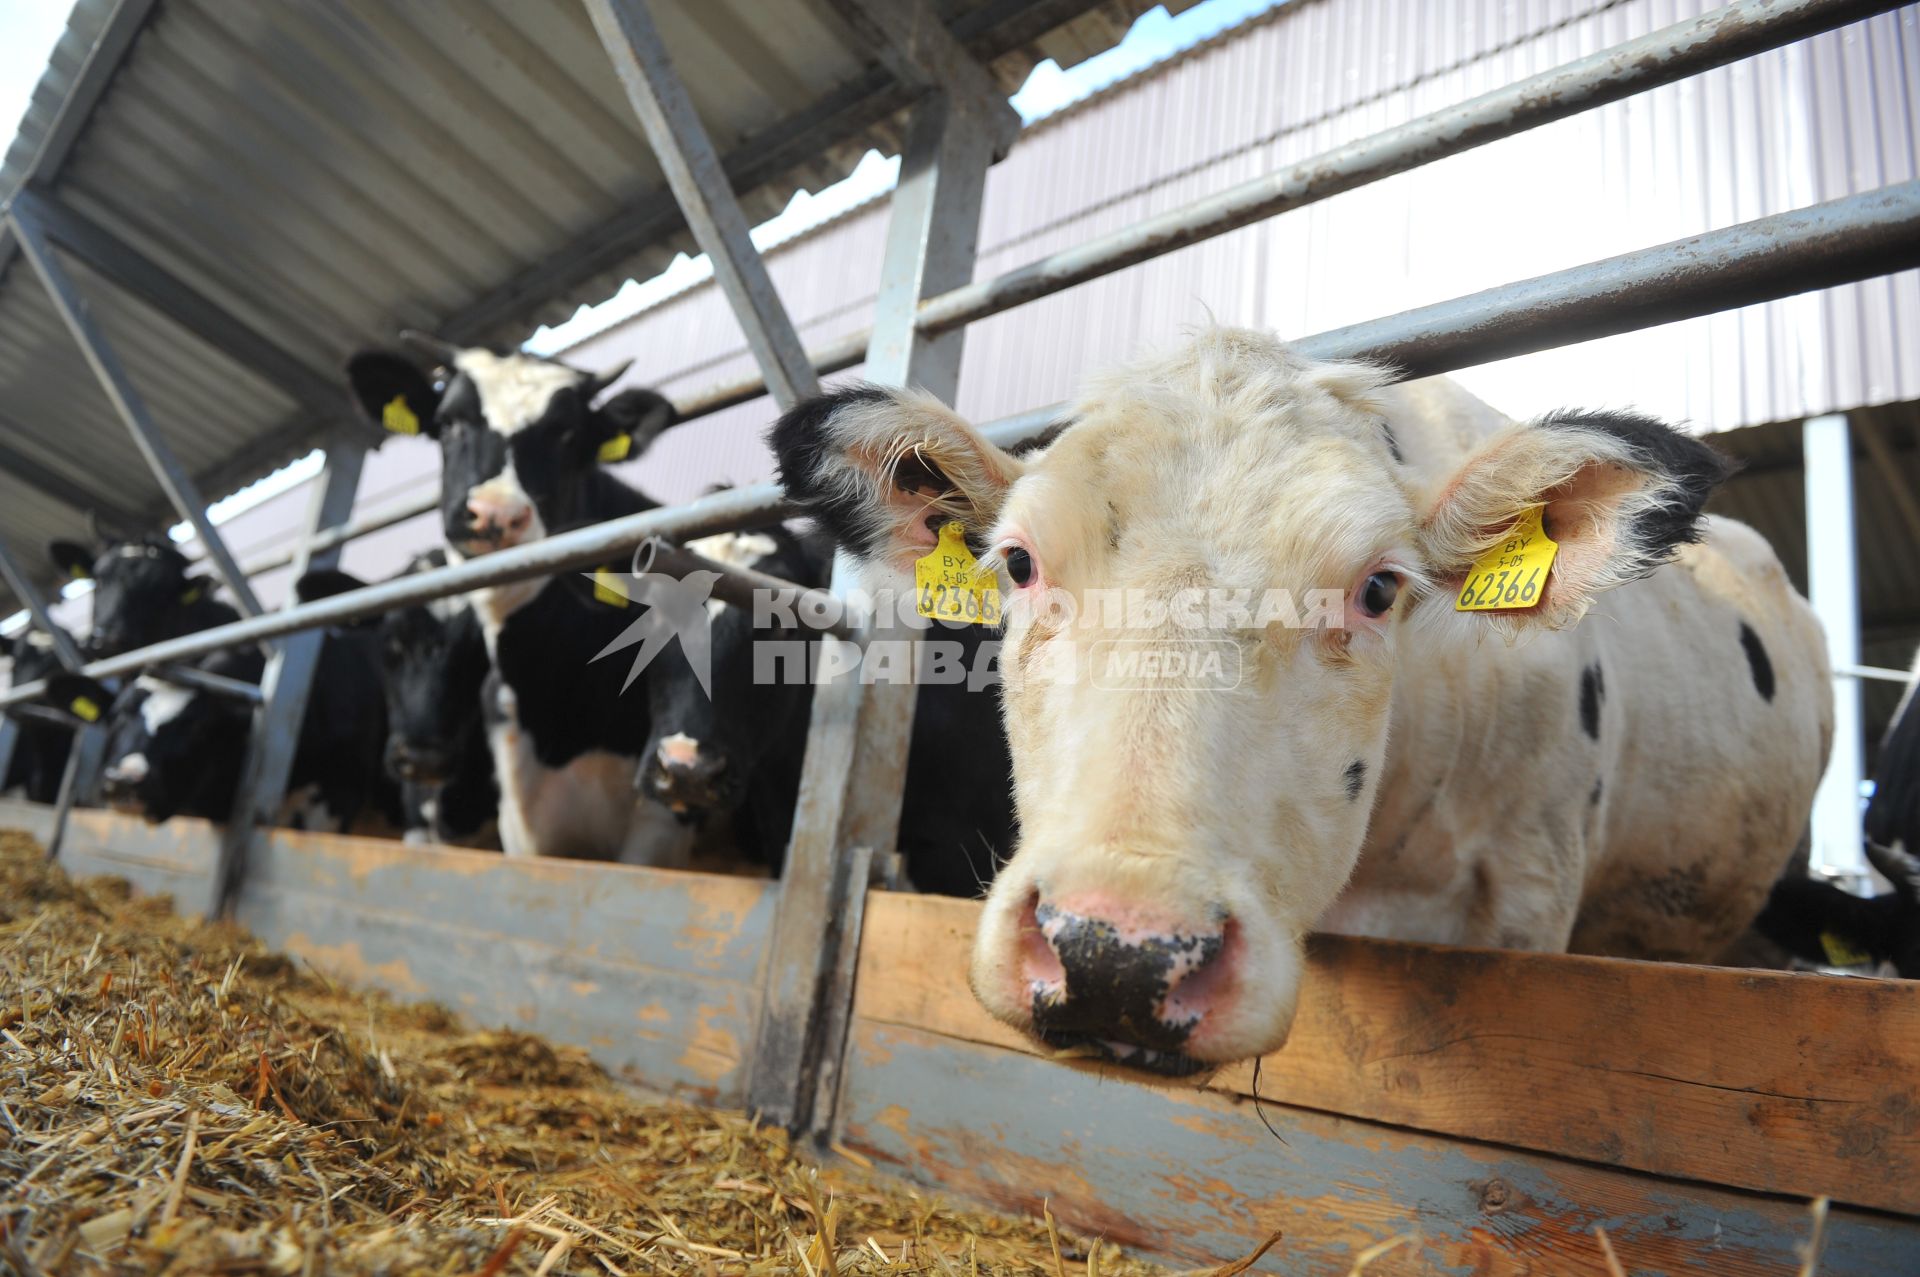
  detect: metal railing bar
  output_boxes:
[2,179,1915,708]
[658,0,1904,423]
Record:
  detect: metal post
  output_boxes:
[7,202,266,619]
[583,0,820,411]
[1805,413,1868,882]
[748,79,998,1137]
[0,718,18,794]
[210,441,365,917]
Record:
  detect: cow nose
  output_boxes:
[466,495,532,543]
[1020,895,1233,1075]
[386,739,449,784]
[644,734,727,811]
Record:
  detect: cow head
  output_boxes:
[636,528,817,823]
[296,558,490,786]
[51,537,215,657]
[50,654,261,823]
[772,328,1730,1074]
[346,342,677,556]
[2,630,67,721]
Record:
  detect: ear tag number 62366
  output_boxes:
[1456,505,1557,612]
[915,522,1001,626]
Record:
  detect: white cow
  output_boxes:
[772,328,1832,1075]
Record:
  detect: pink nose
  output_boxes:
[1017,892,1235,1075]
[466,494,532,540]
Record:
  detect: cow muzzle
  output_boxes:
[1014,894,1236,1078]
[640,735,729,819]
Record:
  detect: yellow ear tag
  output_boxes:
[70,695,101,723]
[382,395,420,436]
[596,432,632,464]
[180,585,202,606]
[1456,504,1558,612]
[69,565,88,581]
[1820,930,1872,968]
[592,567,628,608]
[915,522,1000,626]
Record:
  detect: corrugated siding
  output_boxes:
[556,0,1920,515]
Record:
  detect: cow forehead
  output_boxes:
[1010,404,1408,581]
[451,349,586,435]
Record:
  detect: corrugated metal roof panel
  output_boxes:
[0,0,1175,612]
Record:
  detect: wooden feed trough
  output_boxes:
[6,794,1917,1276]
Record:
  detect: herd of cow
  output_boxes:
[2,327,1917,1069]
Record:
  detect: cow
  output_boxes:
[50,536,236,657]
[43,630,402,833]
[296,552,499,849]
[770,327,1832,1075]
[1,628,77,803]
[632,525,819,868]
[1755,653,1920,977]
[343,342,695,863]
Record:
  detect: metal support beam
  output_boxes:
[749,87,996,1139]
[8,202,266,619]
[583,0,820,411]
[46,725,107,863]
[829,0,1020,161]
[11,185,347,412]
[1805,413,1868,882]
[210,441,365,917]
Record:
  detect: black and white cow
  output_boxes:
[44,631,402,832]
[632,524,819,868]
[297,553,499,848]
[345,344,692,862]
[1756,653,1920,977]
[51,537,236,658]
[1,628,77,803]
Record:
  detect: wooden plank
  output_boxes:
[855,891,1920,1216]
[51,808,219,911]
[0,797,58,844]
[235,831,777,1105]
[838,1018,1920,1276]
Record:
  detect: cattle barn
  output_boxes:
[1,0,1919,1271]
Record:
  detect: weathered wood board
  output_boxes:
[43,806,220,907]
[854,892,1920,1219]
[836,1019,1920,1275]
[235,831,777,1105]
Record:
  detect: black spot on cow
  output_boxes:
[1344,759,1367,801]
[1738,621,1775,702]
[1379,419,1403,463]
[1537,410,1736,566]
[1589,778,1604,807]
[768,384,904,561]
[1579,663,1605,740]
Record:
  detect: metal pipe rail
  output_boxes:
[633,536,858,641]
[149,663,264,705]
[2,179,1915,711]
[659,0,1905,423]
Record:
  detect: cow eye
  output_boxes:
[1005,546,1034,587]
[1359,571,1400,617]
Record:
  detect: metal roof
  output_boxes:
[0,0,1176,614]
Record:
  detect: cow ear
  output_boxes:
[50,540,94,581]
[347,350,441,439]
[591,387,677,465]
[44,673,114,725]
[770,384,1021,574]
[1415,410,1733,630]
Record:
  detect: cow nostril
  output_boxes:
[1018,894,1066,998]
